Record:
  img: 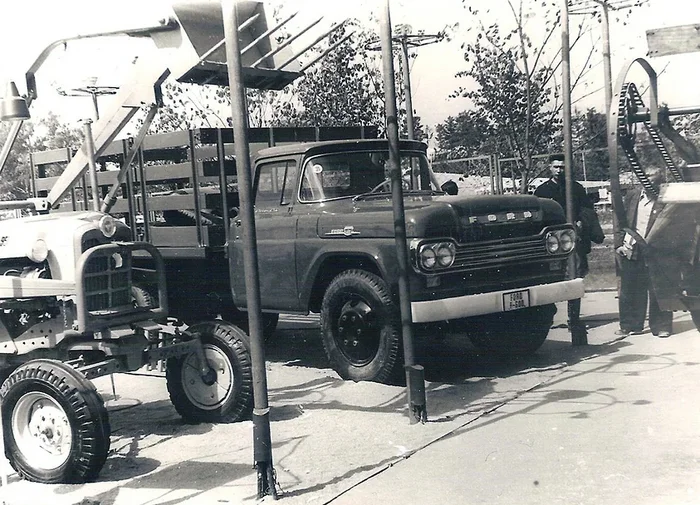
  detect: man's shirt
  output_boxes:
[623,191,655,248]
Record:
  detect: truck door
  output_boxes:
[230,159,300,311]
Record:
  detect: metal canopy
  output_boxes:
[164,0,302,90]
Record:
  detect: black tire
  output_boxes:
[320,269,401,383]
[166,321,253,423]
[465,303,557,355]
[0,359,110,484]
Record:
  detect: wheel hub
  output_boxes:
[336,299,378,364]
[182,345,233,410]
[12,392,72,471]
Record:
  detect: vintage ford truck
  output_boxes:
[228,138,584,382]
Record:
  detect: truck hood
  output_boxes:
[316,193,566,241]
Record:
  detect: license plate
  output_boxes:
[503,289,530,311]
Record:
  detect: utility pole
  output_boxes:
[569,0,649,119]
[367,26,443,141]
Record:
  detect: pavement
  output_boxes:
[1,290,699,505]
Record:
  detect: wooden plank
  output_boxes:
[141,130,191,150]
[149,225,209,247]
[31,149,70,166]
[137,162,193,182]
[142,194,198,211]
[34,171,121,190]
[647,24,700,57]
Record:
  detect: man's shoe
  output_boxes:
[654,331,671,338]
[615,328,643,336]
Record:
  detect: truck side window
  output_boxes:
[255,160,297,208]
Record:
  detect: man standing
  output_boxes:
[615,170,673,337]
[535,153,595,343]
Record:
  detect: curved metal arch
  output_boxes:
[607,57,659,237]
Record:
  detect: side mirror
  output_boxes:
[441,180,458,196]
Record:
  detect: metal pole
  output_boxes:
[561,0,575,225]
[222,0,277,498]
[91,91,100,121]
[380,0,426,425]
[400,37,415,140]
[562,0,587,346]
[83,120,101,212]
[601,1,613,120]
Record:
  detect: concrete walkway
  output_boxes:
[1,290,697,505]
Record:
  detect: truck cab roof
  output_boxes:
[254,138,427,162]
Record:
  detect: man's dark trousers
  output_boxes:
[618,249,673,334]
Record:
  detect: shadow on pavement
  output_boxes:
[76,461,253,505]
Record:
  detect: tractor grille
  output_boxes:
[81,234,132,312]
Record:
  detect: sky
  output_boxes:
[1,0,700,131]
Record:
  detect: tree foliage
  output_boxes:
[0,112,83,201]
[438,0,596,191]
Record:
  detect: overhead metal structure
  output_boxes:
[0,0,350,207]
[607,50,700,321]
[0,1,356,499]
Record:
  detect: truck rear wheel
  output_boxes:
[0,359,110,484]
[166,321,253,423]
[464,304,557,355]
[321,270,401,383]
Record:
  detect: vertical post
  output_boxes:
[489,155,495,195]
[600,1,613,120]
[380,0,427,425]
[563,0,587,346]
[83,119,101,212]
[400,37,415,140]
[561,0,575,225]
[222,0,277,498]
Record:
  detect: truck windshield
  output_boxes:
[299,150,430,202]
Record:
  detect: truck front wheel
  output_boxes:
[464,303,557,355]
[321,270,401,383]
[166,321,253,423]
[0,359,110,484]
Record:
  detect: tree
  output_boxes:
[571,107,609,180]
[0,112,83,201]
[447,0,596,192]
[267,20,385,130]
[435,109,492,159]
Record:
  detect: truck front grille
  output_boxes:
[453,235,550,270]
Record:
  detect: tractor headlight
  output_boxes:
[99,215,116,238]
[27,238,49,263]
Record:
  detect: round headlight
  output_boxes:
[435,242,456,267]
[27,238,49,263]
[545,233,560,254]
[559,230,575,252]
[99,215,117,238]
[420,246,437,269]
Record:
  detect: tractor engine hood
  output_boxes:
[317,194,567,241]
